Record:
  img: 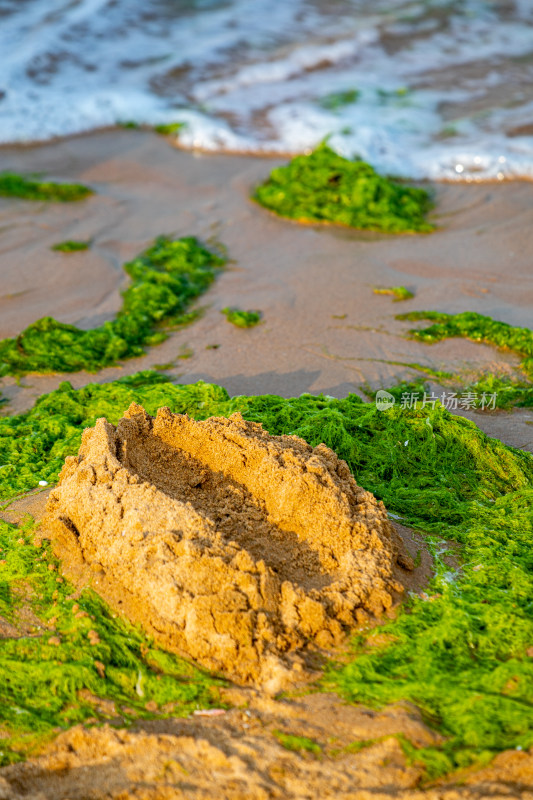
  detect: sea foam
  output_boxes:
[1,0,532,181]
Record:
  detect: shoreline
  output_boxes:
[3,124,533,184]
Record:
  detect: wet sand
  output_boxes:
[0,130,531,405]
[1,129,533,797]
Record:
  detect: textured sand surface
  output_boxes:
[1,129,532,419]
[43,404,406,689]
[1,130,533,797]
[0,692,531,800]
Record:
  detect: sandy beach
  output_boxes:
[2,0,533,792]
[1,126,533,798]
[0,0,533,800]
[1,128,532,449]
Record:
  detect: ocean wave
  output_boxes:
[1,0,533,181]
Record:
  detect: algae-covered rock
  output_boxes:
[43,404,403,690]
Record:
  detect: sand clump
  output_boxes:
[43,404,405,689]
[1,697,532,800]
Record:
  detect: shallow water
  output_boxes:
[1,0,533,180]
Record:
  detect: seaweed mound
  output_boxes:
[0,236,224,378]
[0,172,93,202]
[43,404,402,689]
[253,143,434,233]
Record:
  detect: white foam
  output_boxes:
[1,0,533,181]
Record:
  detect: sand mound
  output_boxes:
[43,404,404,689]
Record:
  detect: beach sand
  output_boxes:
[2,694,533,800]
[1,130,533,796]
[0,130,532,441]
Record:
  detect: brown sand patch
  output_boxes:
[0,488,51,527]
[42,404,406,690]
[1,694,531,800]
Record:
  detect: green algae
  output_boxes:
[0,174,93,202]
[375,374,533,412]
[253,144,434,233]
[439,125,460,139]
[396,310,533,407]
[273,731,322,755]
[0,515,224,765]
[387,361,453,381]
[339,739,374,756]
[398,311,533,378]
[319,89,360,110]
[154,122,185,135]
[373,286,414,302]
[1,372,532,775]
[377,87,412,106]
[462,374,533,409]
[221,308,261,328]
[51,240,91,253]
[0,236,225,378]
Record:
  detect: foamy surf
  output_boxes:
[1,0,533,181]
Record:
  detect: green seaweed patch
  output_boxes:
[395,735,484,782]
[376,87,412,106]
[318,89,360,111]
[154,122,185,136]
[439,125,460,139]
[366,310,533,408]
[0,516,224,765]
[253,144,434,233]
[398,310,533,381]
[334,733,452,777]
[117,121,140,129]
[338,739,375,756]
[273,730,322,755]
[221,308,261,328]
[373,286,414,302]
[463,374,533,409]
[389,362,452,381]
[1,373,533,775]
[152,362,176,372]
[51,240,91,253]
[375,374,533,412]
[0,236,225,378]
[0,173,93,202]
